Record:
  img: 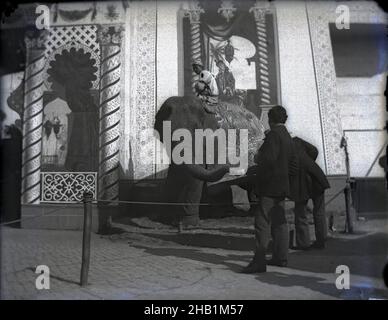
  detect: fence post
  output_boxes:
[80,191,93,286]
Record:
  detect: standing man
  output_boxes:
[215,60,235,99]
[242,106,297,273]
[292,137,330,249]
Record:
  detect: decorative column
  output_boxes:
[249,1,271,105]
[97,25,123,204]
[21,30,48,204]
[184,1,204,93]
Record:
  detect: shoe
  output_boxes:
[240,260,267,274]
[267,259,288,267]
[310,241,325,250]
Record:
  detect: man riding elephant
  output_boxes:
[154,96,230,227]
[155,59,265,227]
[192,59,220,115]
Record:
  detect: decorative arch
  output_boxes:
[43,41,100,90]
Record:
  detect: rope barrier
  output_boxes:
[0,188,347,227]
[92,199,262,206]
[323,188,345,207]
[0,206,66,226]
[86,189,347,207]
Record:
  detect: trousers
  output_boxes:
[294,193,327,247]
[252,196,289,265]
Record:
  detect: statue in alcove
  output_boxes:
[215,59,236,99]
[46,47,99,172]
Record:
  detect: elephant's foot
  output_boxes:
[97,208,113,235]
[97,224,113,235]
[180,214,200,228]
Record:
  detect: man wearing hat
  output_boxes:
[192,60,219,108]
[291,136,330,250]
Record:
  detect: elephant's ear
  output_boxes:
[154,96,219,146]
[154,98,173,142]
[186,96,219,131]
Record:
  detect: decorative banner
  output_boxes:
[306,2,345,175]
[130,1,157,180]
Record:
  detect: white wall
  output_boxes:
[338,74,387,177]
[155,1,182,177]
[275,1,326,172]
[156,1,180,109]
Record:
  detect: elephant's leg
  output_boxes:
[179,179,204,227]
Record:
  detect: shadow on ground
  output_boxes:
[255,271,388,299]
[290,232,388,278]
[132,245,251,273]
[112,213,388,298]
[130,230,388,281]
[27,267,80,286]
[135,228,388,277]
[142,232,255,251]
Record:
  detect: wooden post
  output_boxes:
[344,184,355,233]
[341,136,355,234]
[80,191,93,286]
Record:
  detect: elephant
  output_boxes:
[154,95,265,227]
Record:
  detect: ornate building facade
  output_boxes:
[1,1,386,229]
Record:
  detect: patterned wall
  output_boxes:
[128,2,158,180]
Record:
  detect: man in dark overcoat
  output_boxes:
[291,137,330,249]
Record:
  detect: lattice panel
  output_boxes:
[45,25,99,57]
[43,25,100,89]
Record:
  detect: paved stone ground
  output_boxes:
[1,212,388,300]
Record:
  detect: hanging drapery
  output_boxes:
[201,12,256,69]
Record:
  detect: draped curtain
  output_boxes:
[201,12,256,70]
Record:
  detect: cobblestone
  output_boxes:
[1,214,388,299]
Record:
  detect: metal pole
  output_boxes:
[344,185,354,234]
[340,136,355,234]
[80,191,93,286]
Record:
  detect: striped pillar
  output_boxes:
[97,25,123,204]
[184,1,204,93]
[21,31,48,204]
[250,1,271,105]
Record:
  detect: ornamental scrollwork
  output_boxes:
[41,172,97,203]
